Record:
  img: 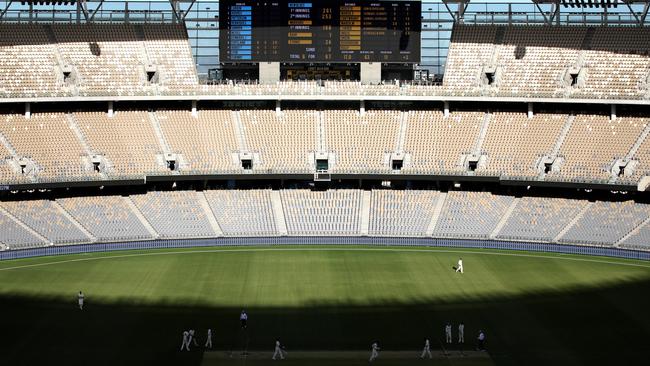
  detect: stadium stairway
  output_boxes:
[270,190,288,236]
[553,201,593,243]
[198,191,224,237]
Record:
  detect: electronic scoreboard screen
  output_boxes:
[219,0,421,63]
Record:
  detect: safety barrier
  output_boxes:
[1,236,649,261]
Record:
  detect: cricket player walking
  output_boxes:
[272,339,286,360]
[180,331,190,351]
[420,338,432,359]
[205,328,213,348]
[445,323,452,344]
[78,291,84,310]
[240,310,248,329]
[369,341,380,362]
[456,258,464,273]
[458,322,465,344]
[189,329,198,347]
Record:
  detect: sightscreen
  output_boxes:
[219,0,421,63]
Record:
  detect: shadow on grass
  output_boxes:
[1,277,650,366]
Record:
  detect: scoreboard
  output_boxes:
[219,0,421,63]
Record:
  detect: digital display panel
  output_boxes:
[219,0,421,63]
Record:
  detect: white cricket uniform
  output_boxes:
[458,324,465,343]
[445,324,452,343]
[205,329,212,348]
[78,292,84,310]
[189,329,198,346]
[456,259,464,273]
[369,342,380,362]
[180,331,190,351]
[272,340,285,360]
[240,312,248,328]
[421,339,432,359]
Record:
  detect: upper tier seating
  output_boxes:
[142,24,199,92]
[53,24,144,96]
[0,110,647,187]
[0,24,62,98]
[0,113,97,182]
[547,115,645,183]
[323,110,400,173]
[74,111,167,178]
[240,110,318,173]
[478,112,567,179]
[403,111,484,174]
[0,24,197,97]
[156,110,240,174]
[443,24,650,99]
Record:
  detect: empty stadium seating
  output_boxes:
[1,199,91,245]
[1,189,649,252]
[432,191,514,239]
[403,111,484,174]
[496,196,589,242]
[0,113,97,182]
[204,190,277,236]
[0,24,197,97]
[479,112,567,179]
[281,189,361,236]
[156,110,240,174]
[57,195,154,242]
[0,109,647,186]
[131,191,216,238]
[323,110,400,173]
[240,110,318,173]
[560,201,650,246]
[547,115,645,183]
[369,189,440,236]
[74,111,168,178]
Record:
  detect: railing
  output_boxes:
[1,236,649,261]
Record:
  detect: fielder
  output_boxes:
[420,338,432,359]
[456,258,464,273]
[272,339,286,360]
[78,291,84,310]
[445,323,452,344]
[458,322,465,344]
[477,330,486,351]
[189,329,199,347]
[240,310,248,329]
[369,341,380,362]
[205,328,212,348]
[180,331,190,351]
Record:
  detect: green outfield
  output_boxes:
[1,246,650,366]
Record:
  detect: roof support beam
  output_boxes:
[0,0,14,19]
[641,2,650,24]
[88,0,106,22]
[181,0,198,20]
[534,2,551,24]
[169,0,181,23]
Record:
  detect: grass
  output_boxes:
[0,246,649,366]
